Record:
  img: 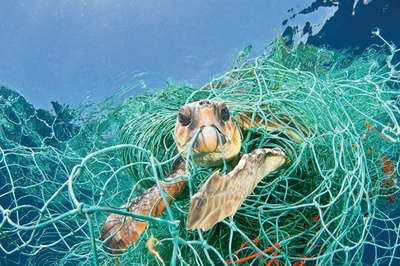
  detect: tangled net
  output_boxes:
[1,31,399,265]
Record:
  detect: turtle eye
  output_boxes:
[178,107,191,126]
[220,106,230,122]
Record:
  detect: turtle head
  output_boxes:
[174,100,242,167]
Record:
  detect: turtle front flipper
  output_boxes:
[186,148,288,231]
[99,159,187,253]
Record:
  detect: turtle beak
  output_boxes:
[194,126,226,153]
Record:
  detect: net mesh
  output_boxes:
[1,31,399,265]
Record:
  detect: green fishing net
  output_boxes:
[1,31,399,265]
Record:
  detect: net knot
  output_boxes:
[77,202,90,215]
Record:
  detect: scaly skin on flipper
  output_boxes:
[186,148,288,231]
[99,159,186,252]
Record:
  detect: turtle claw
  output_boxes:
[186,148,288,231]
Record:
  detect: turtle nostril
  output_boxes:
[199,100,211,106]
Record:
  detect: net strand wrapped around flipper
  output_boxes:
[1,32,400,265]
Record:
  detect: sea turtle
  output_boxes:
[99,99,302,252]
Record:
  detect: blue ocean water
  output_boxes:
[0,0,324,110]
[0,1,399,265]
